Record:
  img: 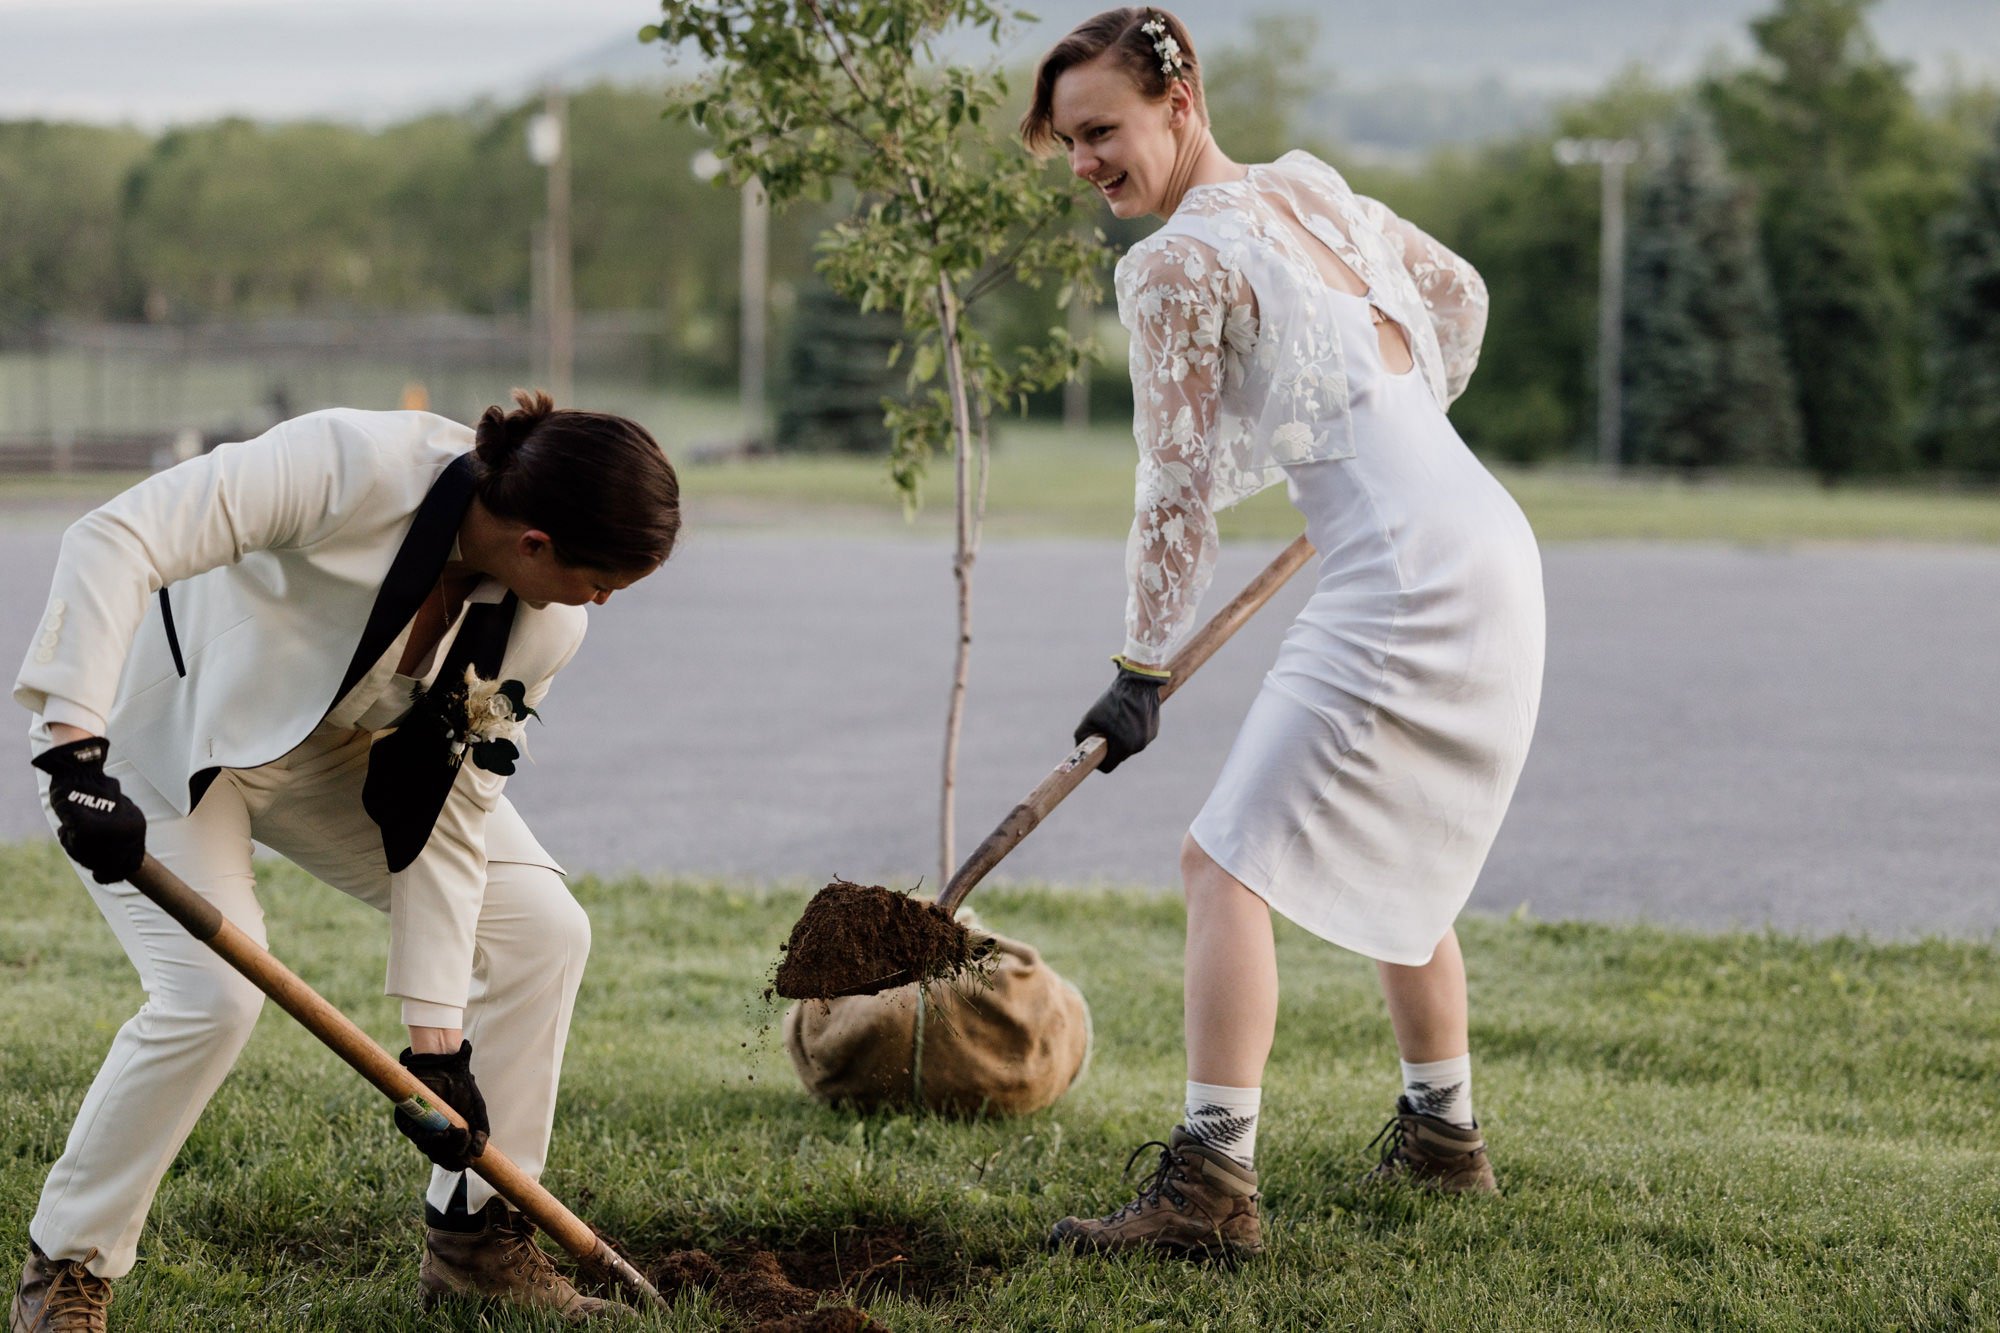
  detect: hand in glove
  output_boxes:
[31,737,147,884]
[1073,657,1170,773]
[394,1041,491,1170]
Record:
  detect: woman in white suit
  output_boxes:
[11,390,678,1327]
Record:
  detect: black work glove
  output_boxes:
[395,1041,490,1170]
[31,737,147,884]
[1074,660,1167,773]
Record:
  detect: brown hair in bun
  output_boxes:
[1019,8,1203,156]
[472,387,680,572]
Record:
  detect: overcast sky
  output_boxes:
[0,0,1993,128]
[0,1,661,125]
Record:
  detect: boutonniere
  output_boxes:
[408,666,540,776]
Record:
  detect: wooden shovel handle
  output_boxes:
[935,533,1315,915]
[126,855,664,1310]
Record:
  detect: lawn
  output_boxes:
[8,411,2000,546]
[685,420,2000,545]
[2,840,1995,1330]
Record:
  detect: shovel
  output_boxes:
[937,532,1316,916]
[782,534,1316,1000]
[125,854,666,1313]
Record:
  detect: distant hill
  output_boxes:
[1,0,1992,150]
[585,0,1999,152]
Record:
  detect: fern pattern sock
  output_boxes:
[1400,1054,1475,1128]
[1183,1080,1261,1168]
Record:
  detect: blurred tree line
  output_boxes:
[0,89,832,390]
[0,0,1995,479]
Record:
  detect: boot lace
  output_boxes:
[31,1251,111,1333]
[1366,1113,1410,1173]
[1100,1139,1189,1220]
[491,1209,566,1295]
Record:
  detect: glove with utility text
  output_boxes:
[394,1041,491,1170]
[31,737,146,884]
[1073,658,1168,774]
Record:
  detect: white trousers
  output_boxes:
[29,722,591,1279]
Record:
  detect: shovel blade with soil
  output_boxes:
[773,879,978,1000]
[774,536,1315,1001]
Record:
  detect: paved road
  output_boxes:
[3,504,1996,939]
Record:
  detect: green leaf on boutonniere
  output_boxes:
[470,738,520,775]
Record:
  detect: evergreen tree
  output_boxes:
[1766,157,1909,481]
[1704,0,1913,183]
[1918,114,2000,478]
[775,281,904,454]
[1702,0,1921,475]
[1623,110,1800,470]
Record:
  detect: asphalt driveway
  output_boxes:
[3,506,1995,938]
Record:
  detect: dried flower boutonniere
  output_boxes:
[407,666,540,776]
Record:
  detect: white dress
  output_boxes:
[1116,153,1545,965]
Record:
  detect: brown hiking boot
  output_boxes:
[11,1243,111,1333]
[1049,1127,1263,1261]
[420,1198,627,1321]
[1362,1096,1499,1194]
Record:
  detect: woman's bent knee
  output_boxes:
[146,967,265,1045]
[1181,834,1265,915]
[1181,833,1235,899]
[488,863,592,970]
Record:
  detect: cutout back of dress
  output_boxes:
[1260,191,1416,376]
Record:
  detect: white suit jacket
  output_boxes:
[14,408,588,1011]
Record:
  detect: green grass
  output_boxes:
[689,420,2000,544]
[8,410,1999,546]
[2,839,1996,1329]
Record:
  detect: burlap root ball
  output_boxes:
[783,931,1091,1117]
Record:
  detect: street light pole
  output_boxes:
[693,149,770,449]
[527,89,574,404]
[738,178,769,447]
[1555,137,1640,470]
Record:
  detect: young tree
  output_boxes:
[644,2,1102,882]
[1919,113,2000,478]
[1622,109,1800,471]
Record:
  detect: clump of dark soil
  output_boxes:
[772,879,978,1000]
[646,1223,975,1331]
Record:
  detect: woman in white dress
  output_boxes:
[1021,9,1545,1260]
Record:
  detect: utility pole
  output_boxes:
[527,88,574,404]
[738,178,769,447]
[1555,137,1640,470]
[693,148,770,449]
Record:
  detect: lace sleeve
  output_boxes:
[1354,194,1489,406]
[1118,239,1231,666]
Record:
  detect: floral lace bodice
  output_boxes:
[1113,150,1489,663]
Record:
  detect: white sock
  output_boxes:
[1183,1080,1261,1168]
[1400,1054,1475,1128]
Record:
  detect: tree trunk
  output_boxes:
[937,277,979,887]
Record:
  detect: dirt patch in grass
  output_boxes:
[772,880,978,1000]
[644,1223,984,1331]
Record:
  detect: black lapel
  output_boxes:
[333,451,479,708]
[362,592,521,873]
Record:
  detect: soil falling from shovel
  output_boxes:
[772,880,976,1000]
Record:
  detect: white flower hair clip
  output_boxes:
[1140,15,1185,81]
